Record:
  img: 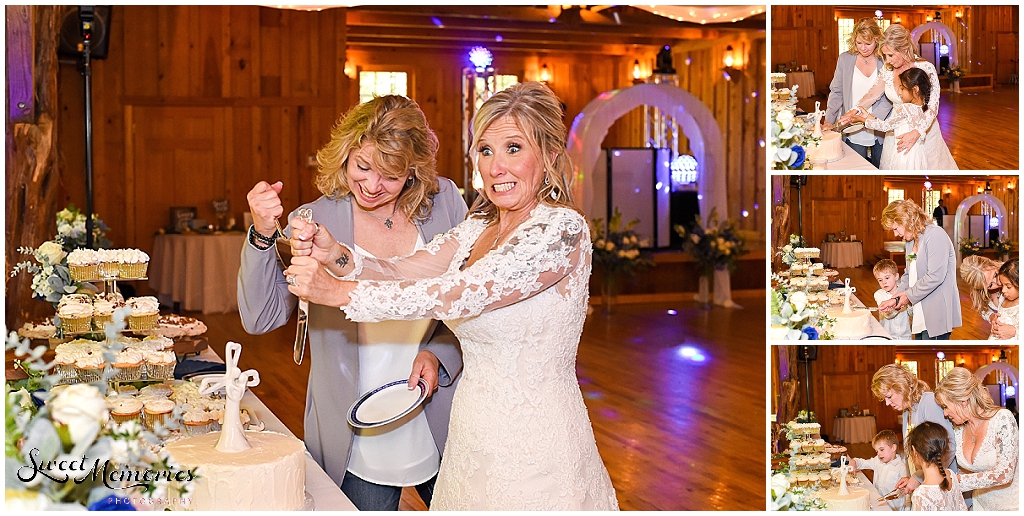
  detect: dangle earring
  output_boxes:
[543,172,557,199]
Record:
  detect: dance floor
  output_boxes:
[795,85,1018,170]
[199,290,768,510]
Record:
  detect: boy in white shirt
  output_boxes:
[873,260,911,340]
[850,429,907,510]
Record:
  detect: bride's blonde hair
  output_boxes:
[881,24,923,69]
[934,367,1000,421]
[847,18,883,58]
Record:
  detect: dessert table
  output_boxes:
[820,241,865,268]
[811,141,876,170]
[859,471,893,511]
[149,232,246,314]
[831,415,877,444]
[828,292,892,340]
[786,71,815,98]
[184,347,357,511]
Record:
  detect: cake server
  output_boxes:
[293,208,313,365]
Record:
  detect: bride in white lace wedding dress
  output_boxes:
[843,24,958,170]
[936,367,1019,511]
[284,82,618,510]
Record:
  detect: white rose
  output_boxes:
[776,146,792,163]
[769,145,780,163]
[776,110,794,131]
[789,291,808,313]
[770,473,790,500]
[769,325,790,341]
[783,244,792,252]
[49,384,109,444]
[57,222,72,237]
[34,241,66,266]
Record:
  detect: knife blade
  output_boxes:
[293,208,313,365]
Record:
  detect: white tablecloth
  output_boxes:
[190,347,357,510]
[812,141,876,170]
[860,471,894,511]
[820,241,864,268]
[787,71,815,98]
[149,232,246,314]
[832,416,877,444]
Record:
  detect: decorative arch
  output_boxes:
[566,82,725,219]
[974,362,1019,413]
[953,194,1008,264]
[910,22,958,66]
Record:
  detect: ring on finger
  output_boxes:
[287,274,298,287]
[314,222,321,235]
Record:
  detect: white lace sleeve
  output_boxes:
[342,207,589,322]
[957,410,1019,491]
[855,69,887,111]
[911,489,942,511]
[338,221,473,281]
[864,103,913,133]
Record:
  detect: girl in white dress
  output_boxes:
[936,367,1019,510]
[906,421,968,511]
[849,68,930,170]
[989,259,1018,340]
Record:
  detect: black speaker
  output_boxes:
[939,56,950,73]
[58,6,113,60]
[797,345,818,361]
[669,191,699,248]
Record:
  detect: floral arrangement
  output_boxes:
[9,239,91,306]
[958,236,981,257]
[770,473,826,511]
[775,234,807,266]
[944,65,965,82]
[5,316,195,510]
[769,290,833,340]
[992,236,1015,256]
[56,204,113,252]
[770,88,819,170]
[675,207,749,277]
[590,208,655,278]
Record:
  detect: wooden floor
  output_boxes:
[796,84,1019,170]
[195,290,768,511]
[828,259,1005,340]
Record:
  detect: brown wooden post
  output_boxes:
[6,5,63,328]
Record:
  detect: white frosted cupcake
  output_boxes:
[143,399,176,431]
[96,248,120,278]
[116,385,139,396]
[75,353,106,383]
[53,351,80,383]
[126,296,160,331]
[58,302,94,334]
[92,292,125,330]
[112,348,145,381]
[67,249,100,281]
[182,409,213,436]
[142,335,174,351]
[117,249,150,279]
[109,398,144,425]
[143,350,176,380]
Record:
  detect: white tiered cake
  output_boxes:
[826,308,873,339]
[818,485,870,511]
[806,131,843,162]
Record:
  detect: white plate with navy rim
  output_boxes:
[347,378,429,429]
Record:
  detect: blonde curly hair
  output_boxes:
[872,363,930,410]
[959,255,1003,313]
[880,24,922,70]
[314,95,440,223]
[881,199,932,239]
[848,18,883,58]
[935,367,1000,421]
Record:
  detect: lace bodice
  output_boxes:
[912,473,968,511]
[954,409,1019,510]
[856,61,940,139]
[341,204,619,510]
[864,102,925,135]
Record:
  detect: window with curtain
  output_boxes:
[888,189,905,205]
[936,360,954,383]
[473,74,519,110]
[924,190,940,216]
[902,360,919,378]
[359,71,408,104]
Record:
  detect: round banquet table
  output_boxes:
[820,241,865,268]
[832,415,877,444]
[786,71,816,98]
[149,232,246,314]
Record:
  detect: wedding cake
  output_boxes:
[826,307,873,339]
[818,485,870,511]
[164,430,307,511]
[806,131,843,162]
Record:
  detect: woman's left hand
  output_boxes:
[896,129,920,154]
[408,350,440,398]
[285,255,349,307]
[991,319,1016,340]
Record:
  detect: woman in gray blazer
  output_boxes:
[825,17,892,168]
[238,96,468,510]
[878,200,962,339]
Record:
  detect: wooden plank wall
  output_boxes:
[56,5,767,255]
[783,175,887,262]
[882,177,1018,244]
[803,345,898,440]
[771,5,1020,95]
[896,345,1019,392]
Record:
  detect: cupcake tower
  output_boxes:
[55,294,161,335]
[102,379,252,436]
[787,423,833,489]
[53,335,177,385]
